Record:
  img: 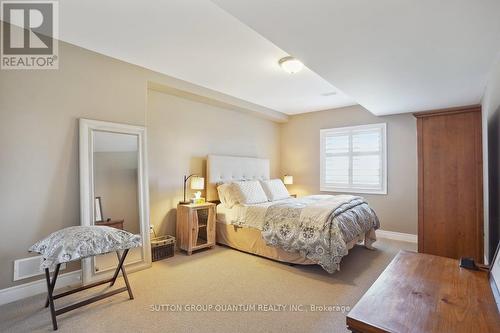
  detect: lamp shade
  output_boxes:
[283,175,293,185]
[190,176,205,190]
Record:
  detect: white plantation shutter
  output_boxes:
[320,123,387,194]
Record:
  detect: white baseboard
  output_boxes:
[0,270,82,306]
[377,229,417,243]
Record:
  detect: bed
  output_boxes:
[207,155,379,273]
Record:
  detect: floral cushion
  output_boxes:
[29,226,142,269]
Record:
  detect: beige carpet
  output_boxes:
[0,239,415,333]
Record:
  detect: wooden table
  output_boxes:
[95,219,124,230]
[346,250,500,333]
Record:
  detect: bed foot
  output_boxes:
[364,242,376,250]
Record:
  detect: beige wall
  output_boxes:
[0,38,280,289]
[147,90,280,237]
[482,56,500,262]
[0,41,147,290]
[0,23,417,291]
[280,105,418,234]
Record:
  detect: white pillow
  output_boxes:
[217,183,239,208]
[232,180,268,205]
[260,179,290,201]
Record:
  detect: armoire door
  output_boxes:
[415,106,483,263]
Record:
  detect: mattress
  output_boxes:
[216,221,368,265]
[216,191,331,227]
[216,195,359,230]
[216,200,318,264]
[215,197,375,267]
[216,199,288,227]
[216,203,248,225]
[216,222,315,265]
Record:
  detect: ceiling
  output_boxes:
[58,0,355,115]
[38,1,500,117]
[213,0,500,115]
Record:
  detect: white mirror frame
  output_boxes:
[79,118,151,284]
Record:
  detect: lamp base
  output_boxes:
[179,201,191,205]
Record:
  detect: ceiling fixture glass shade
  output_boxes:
[279,56,304,74]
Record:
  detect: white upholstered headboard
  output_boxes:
[207,155,270,201]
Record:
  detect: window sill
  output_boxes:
[320,187,387,195]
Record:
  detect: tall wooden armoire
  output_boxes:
[414,105,483,263]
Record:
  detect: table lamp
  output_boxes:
[180,175,205,204]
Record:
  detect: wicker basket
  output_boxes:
[151,235,175,261]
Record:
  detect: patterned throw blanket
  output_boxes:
[261,195,379,273]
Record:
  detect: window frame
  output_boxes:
[320,123,387,195]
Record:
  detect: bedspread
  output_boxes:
[261,195,379,273]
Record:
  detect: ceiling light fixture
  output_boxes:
[279,56,304,74]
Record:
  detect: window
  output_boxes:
[320,123,387,194]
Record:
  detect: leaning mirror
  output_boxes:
[79,119,151,284]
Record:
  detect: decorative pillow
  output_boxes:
[260,179,290,201]
[29,226,142,269]
[217,183,239,208]
[232,180,268,205]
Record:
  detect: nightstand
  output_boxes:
[176,202,216,255]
